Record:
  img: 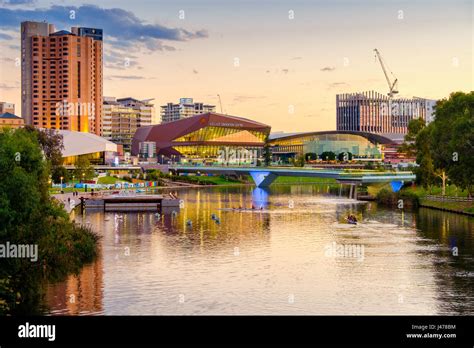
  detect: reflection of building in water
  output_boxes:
[45,252,103,314]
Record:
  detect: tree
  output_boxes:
[431,92,474,197]
[51,166,69,184]
[399,118,426,158]
[263,135,271,166]
[400,119,439,191]
[320,151,336,161]
[24,126,64,167]
[74,156,94,181]
[305,152,317,161]
[0,128,98,314]
[291,154,305,167]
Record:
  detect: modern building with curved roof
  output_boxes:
[268,130,399,161]
[132,112,271,164]
[58,129,119,165]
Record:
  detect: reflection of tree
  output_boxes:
[416,208,474,314]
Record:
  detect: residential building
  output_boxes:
[0,112,25,129]
[161,98,215,123]
[336,91,436,135]
[102,97,154,153]
[21,21,103,134]
[0,102,15,114]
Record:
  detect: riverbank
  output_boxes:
[375,185,474,216]
[419,198,474,216]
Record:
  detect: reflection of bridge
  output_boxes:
[170,166,416,190]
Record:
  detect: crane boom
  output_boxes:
[217,94,224,113]
[374,48,398,97]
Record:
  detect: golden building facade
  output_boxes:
[21,21,103,135]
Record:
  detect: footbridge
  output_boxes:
[169,166,415,191]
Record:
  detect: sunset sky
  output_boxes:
[0,0,472,132]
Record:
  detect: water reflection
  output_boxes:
[44,185,474,315]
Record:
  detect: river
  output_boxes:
[44,185,474,315]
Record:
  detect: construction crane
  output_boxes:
[217,94,224,113]
[373,48,399,98]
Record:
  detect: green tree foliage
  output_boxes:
[263,136,271,166]
[291,154,305,167]
[0,128,98,315]
[24,126,64,167]
[431,92,474,196]
[51,165,69,184]
[305,152,318,161]
[399,118,426,158]
[320,151,336,161]
[74,156,95,181]
[401,92,474,195]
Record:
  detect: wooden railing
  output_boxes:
[425,195,473,202]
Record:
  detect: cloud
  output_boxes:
[0,4,208,51]
[327,82,348,90]
[0,82,19,90]
[232,95,267,103]
[282,69,289,74]
[321,66,336,72]
[1,0,36,5]
[291,57,302,60]
[103,50,142,70]
[0,33,13,40]
[193,69,198,74]
[107,75,148,80]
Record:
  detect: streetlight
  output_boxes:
[82,172,85,183]
[60,176,64,193]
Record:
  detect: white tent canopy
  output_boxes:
[55,130,118,157]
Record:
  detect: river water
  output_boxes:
[44,185,474,315]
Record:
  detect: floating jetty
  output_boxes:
[84,194,180,212]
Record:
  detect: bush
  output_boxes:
[122,176,133,183]
[376,188,419,208]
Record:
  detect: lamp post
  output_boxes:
[60,176,64,193]
[82,172,85,183]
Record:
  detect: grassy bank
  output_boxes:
[375,184,473,215]
[419,199,474,215]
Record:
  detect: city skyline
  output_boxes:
[0,0,472,132]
